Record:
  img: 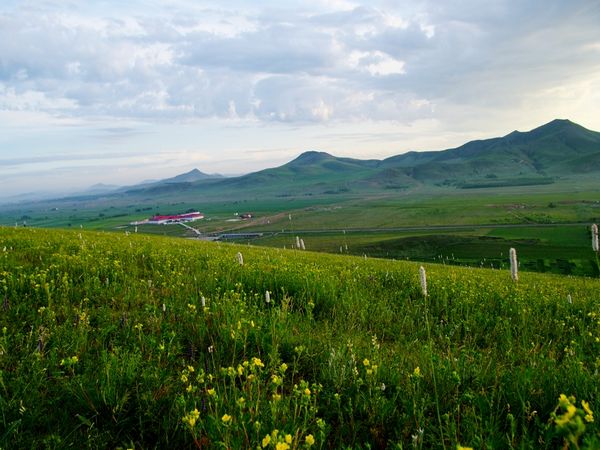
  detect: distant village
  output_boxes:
[130,211,253,226]
[130,211,204,225]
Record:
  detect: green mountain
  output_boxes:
[376,119,600,187]
[114,119,600,200]
[160,168,224,183]
[6,119,598,210]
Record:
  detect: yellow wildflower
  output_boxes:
[305,434,315,447]
[363,358,370,366]
[457,446,473,450]
[207,388,216,396]
[221,414,232,424]
[275,443,289,450]
[304,388,311,396]
[262,434,271,448]
[285,434,292,444]
[187,365,195,373]
[582,400,594,423]
[555,404,577,427]
[183,408,200,428]
[559,393,571,408]
[252,357,265,368]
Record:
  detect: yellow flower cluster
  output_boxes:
[182,408,200,428]
[60,355,79,367]
[553,393,595,448]
[252,357,265,368]
[261,430,307,449]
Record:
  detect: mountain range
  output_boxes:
[3,119,598,208]
[116,118,600,199]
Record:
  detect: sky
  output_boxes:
[1,0,600,199]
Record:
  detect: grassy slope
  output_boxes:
[1,227,599,449]
[251,224,599,276]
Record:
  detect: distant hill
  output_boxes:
[159,168,224,184]
[108,168,224,195]
[7,119,599,207]
[205,119,600,193]
[84,183,121,194]
[377,119,600,187]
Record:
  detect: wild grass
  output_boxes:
[0,226,599,449]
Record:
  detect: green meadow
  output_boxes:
[1,227,598,448]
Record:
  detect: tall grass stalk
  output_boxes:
[509,248,518,282]
[423,290,446,450]
[419,266,427,297]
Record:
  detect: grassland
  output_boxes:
[1,226,599,449]
[248,224,599,277]
[1,175,600,282]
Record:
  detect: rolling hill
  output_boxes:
[1,119,599,214]
[119,118,600,198]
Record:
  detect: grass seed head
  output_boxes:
[509,248,518,282]
[419,266,427,297]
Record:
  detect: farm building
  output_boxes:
[131,211,204,225]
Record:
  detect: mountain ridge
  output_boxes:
[5,119,598,206]
[108,119,600,198]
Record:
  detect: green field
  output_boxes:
[1,227,599,448]
[2,177,600,279]
[242,224,598,276]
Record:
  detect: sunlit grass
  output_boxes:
[0,226,599,448]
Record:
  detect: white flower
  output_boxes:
[419,266,427,297]
[509,248,518,282]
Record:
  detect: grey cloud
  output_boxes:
[179,24,336,75]
[0,0,599,126]
[0,149,148,167]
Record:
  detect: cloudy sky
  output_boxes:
[1,0,600,199]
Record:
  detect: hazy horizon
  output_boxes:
[1,0,600,198]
